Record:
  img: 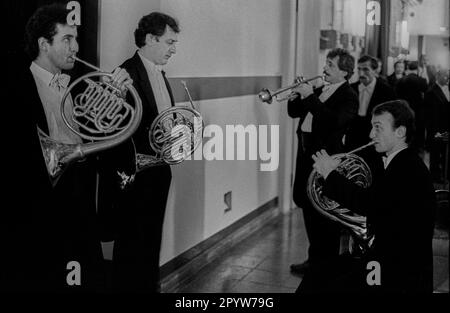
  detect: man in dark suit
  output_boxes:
[98,12,178,292]
[348,55,396,151]
[396,61,428,152]
[3,3,131,291]
[346,55,396,178]
[288,48,358,274]
[298,100,435,293]
[387,60,405,89]
[425,69,449,182]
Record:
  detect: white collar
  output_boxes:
[323,80,345,91]
[30,61,56,86]
[359,77,377,92]
[138,51,163,72]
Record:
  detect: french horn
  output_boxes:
[307,141,376,254]
[38,56,143,186]
[135,80,203,172]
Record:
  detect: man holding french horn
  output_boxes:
[97,12,182,293]
[3,3,134,291]
[288,48,359,275]
[298,100,436,293]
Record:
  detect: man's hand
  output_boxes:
[311,149,340,179]
[292,82,314,99]
[105,67,133,97]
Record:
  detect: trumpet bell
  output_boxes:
[258,89,273,104]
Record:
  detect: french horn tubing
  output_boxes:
[38,56,143,186]
[307,141,376,254]
[135,80,203,172]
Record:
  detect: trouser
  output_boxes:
[111,166,171,292]
[293,133,341,263]
[296,253,366,293]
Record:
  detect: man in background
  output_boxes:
[396,61,428,153]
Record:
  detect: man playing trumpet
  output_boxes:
[298,100,435,293]
[288,48,358,275]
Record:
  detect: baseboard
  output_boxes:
[159,197,280,293]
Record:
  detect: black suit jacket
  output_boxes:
[387,73,403,89]
[98,51,175,177]
[287,81,358,206]
[97,52,173,239]
[3,66,101,291]
[324,148,435,292]
[288,81,358,155]
[347,79,396,150]
[425,83,449,145]
[396,73,428,113]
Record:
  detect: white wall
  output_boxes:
[99,0,298,265]
[99,0,161,70]
[407,0,449,37]
[425,36,450,69]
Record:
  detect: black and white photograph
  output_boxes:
[2,0,448,305]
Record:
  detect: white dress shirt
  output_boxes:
[30,62,81,144]
[138,52,172,114]
[358,78,376,116]
[301,80,345,133]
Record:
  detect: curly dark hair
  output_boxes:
[327,48,355,80]
[358,55,379,70]
[372,100,416,144]
[24,3,71,60]
[134,12,180,48]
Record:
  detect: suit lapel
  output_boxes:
[433,84,448,105]
[26,70,50,135]
[132,52,159,118]
[325,81,348,105]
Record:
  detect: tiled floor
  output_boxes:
[177,208,449,293]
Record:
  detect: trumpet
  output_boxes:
[258,75,325,104]
[307,141,376,254]
[38,56,142,186]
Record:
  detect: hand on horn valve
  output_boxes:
[312,149,340,180]
[105,67,134,98]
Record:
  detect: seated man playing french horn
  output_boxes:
[297,100,436,293]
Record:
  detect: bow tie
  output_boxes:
[49,73,71,92]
